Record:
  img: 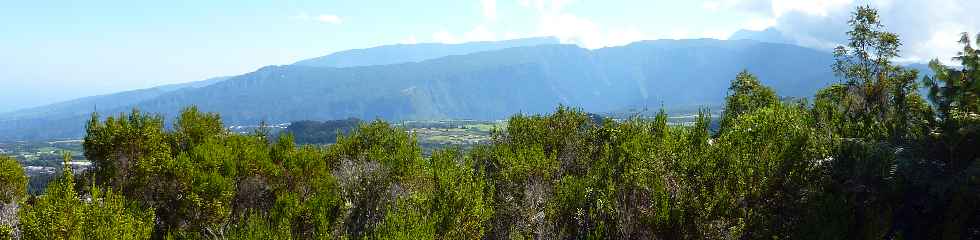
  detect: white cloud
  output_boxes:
[432,26,499,44]
[535,12,599,47]
[702,1,722,11]
[439,0,760,48]
[482,0,497,21]
[703,0,771,13]
[527,0,647,48]
[704,29,737,40]
[516,0,573,13]
[420,0,651,48]
[432,30,460,43]
[464,25,497,42]
[904,25,967,63]
[401,35,419,44]
[721,0,980,64]
[704,0,851,17]
[770,0,852,17]
[605,29,646,46]
[744,17,777,31]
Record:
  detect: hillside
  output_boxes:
[0,76,229,119]
[137,39,836,121]
[0,39,839,140]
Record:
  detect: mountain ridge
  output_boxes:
[3,37,561,118]
[0,38,847,140]
[293,37,561,67]
[0,76,230,118]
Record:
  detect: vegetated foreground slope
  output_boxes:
[0,39,836,140]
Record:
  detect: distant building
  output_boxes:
[68,161,93,173]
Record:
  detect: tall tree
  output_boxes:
[922,32,980,170]
[828,5,929,142]
[924,33,980,121]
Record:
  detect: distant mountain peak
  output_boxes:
[292,37,561,68]
[729,28,795,45]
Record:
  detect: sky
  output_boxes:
[0,0,977,113]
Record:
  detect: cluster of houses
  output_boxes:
[227,122,291,135]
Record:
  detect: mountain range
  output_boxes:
[1,35,861,140]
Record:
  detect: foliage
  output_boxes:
[0,156,26,238]
[0,156,26,204]
[18,153,154,240]
[427,148,492,239]
[171,106,225,152]
[829,5,931,143]
[83,109,172,197]
[718,70,779,134]
[923,32,980,166]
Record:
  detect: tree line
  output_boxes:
[0,6,976,239]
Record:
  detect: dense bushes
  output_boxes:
[4,96,974,239]
[17,154,155,240]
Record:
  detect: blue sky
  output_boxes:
[1,0,977,112]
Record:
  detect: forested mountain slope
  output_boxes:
[0,39,838,140]
[0,37,562,139]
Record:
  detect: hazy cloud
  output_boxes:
[433,0,712,49]
[703,0,771,13]
[518,0,573,13]
[432,30,459,43]
[464,25,497,42]
[523,0,647,48]
[432,25,498,44]
[771,0,851,17]
[726,0,980,64]
[401,35,419,44]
